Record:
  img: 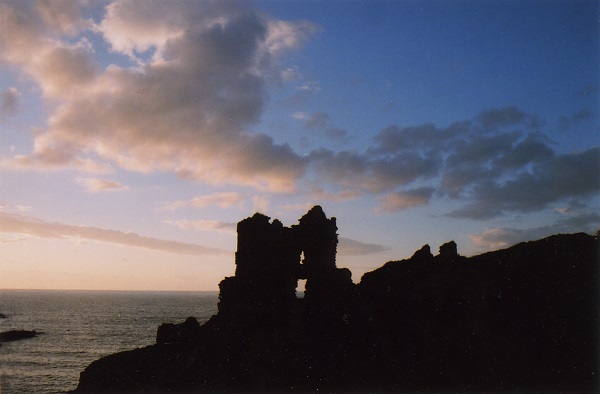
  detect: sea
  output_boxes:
[0,290,219,394]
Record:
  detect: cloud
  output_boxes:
[0,87,20,118]
[310,148,440,193]
[0,211,228,255]
[291,111,308,120]
[292,111,351,142]
[264,19,320,54]
[2,152,114,174]
[448,146,600,219]
[0,1,97,97]
[163,192,246,211]
[308,188,361,203]
[0,203,32,213]
[469,212,600,251]
[338,237,390,256]
[371,121,470,155]
[577,83,599,97]
[325,127,350,140]
[251,195,270,213]
[77,177,129,193]
[281,67,300,82]
[297,80,321,93]
[376,187,435,213]
[554,199,588,215]
[476,106,541,130]
[36,0,90,35]
[559,109,595,131]
[0,1,597,220]
[305,112,330,128]
[165,219,236,234]
[365,106,598,218]
[0,0,315,192]
[440,132,554,198]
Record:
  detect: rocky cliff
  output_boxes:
[72,206,599,393]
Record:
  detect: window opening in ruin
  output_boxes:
[296,279,307,298]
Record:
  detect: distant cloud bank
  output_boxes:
[0,212,228,256]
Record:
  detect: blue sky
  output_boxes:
[0,0,598,291]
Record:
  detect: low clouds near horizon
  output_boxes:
[0,211,228,256]
[470,212,600,251]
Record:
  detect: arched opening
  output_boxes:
[296,279,307,298]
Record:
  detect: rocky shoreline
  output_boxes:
[70,206,599,393]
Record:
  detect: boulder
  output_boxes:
[0,330,38,342]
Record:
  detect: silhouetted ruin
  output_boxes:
[219,205,354,315]
[72,206,600,393]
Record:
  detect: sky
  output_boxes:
[0,0,598,291]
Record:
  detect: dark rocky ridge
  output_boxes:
[72,206,599,393]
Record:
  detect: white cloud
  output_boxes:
[0,211,228,255]
[96,0,187,62]
[264,19,320,55]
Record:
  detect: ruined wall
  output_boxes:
[219,213,301,313]
[218,206,353,313]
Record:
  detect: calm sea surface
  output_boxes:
[0,290,218,394]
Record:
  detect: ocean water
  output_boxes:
[0,290,218,394]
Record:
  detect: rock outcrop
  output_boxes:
[156,317,200,346]
[0,330,38,342]
[71,207,599,393]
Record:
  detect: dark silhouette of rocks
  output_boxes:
[156,317,200,346]
[71,207,599,393]
[410,243,433,261]
[0,330,38,342]
[437,240,458,260]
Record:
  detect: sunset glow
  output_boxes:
[0,0,598,290]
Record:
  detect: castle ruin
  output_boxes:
[218,206,354,313]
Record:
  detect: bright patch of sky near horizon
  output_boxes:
[0,0,598,291]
